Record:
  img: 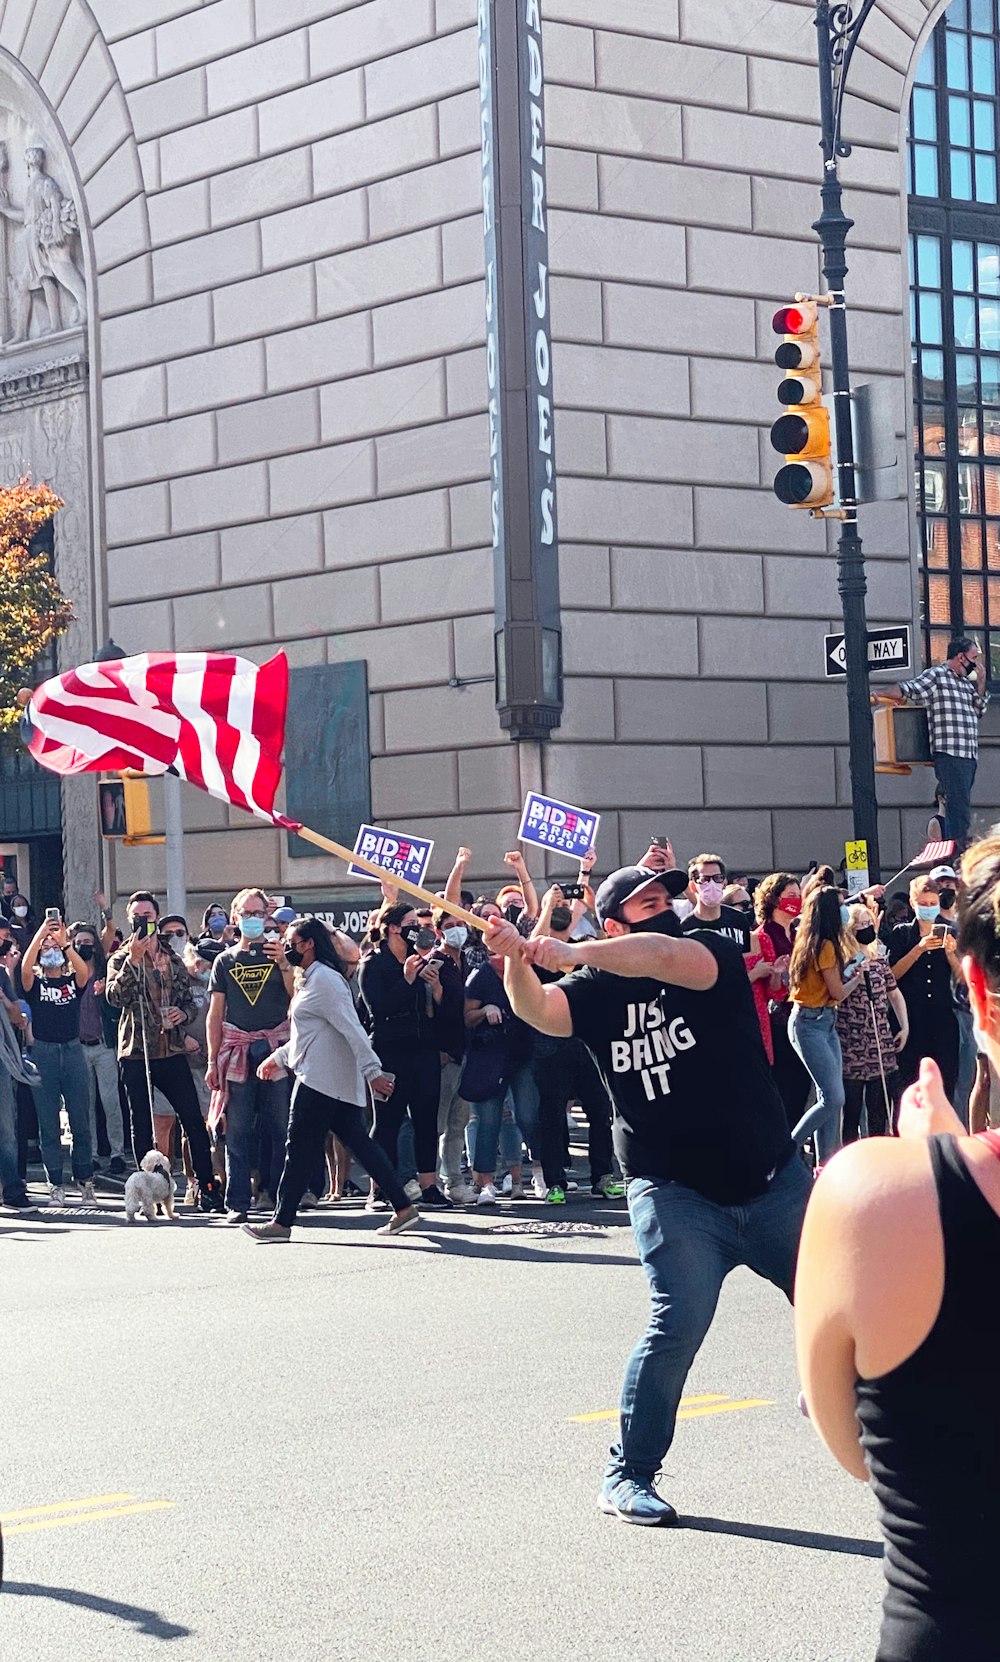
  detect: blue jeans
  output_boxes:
[953,1005,976,1130]
[788,1004,845,1164]
[471,1063,540,1175]
[933,750,976,845]
[224,1039,290,1212]
[0,1066,26,1203]
[33,1038,93,1185]
[607,1155,811,1483]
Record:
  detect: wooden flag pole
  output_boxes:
[294,825,488,933]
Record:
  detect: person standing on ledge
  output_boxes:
[883,637,989,848]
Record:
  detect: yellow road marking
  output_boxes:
[570,1395,771,1425]
[0,1493,134,1522]
[2,1496,174,1536]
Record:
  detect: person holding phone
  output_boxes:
[887,874,960,1110]
[883,636,989,847]
[787,887,865,1169]
[19,913,94,1205]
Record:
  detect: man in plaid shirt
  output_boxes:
[885,635,989,846]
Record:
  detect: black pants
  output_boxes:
[769,1011,812,1132]
[536,1039,614,1189]
[842,1075,892,1142]
[120,1053,214,1191]
[275,1081,410,1226]
[372,1048,440,1176]
[895,1019,959,1105]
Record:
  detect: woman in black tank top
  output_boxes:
[794,834,1000,1662]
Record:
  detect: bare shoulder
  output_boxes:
[806,1137,937,1245]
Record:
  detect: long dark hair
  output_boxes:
[290,915,347,977]
[790,886,845,992]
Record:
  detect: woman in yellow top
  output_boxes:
[788,885,864,1169]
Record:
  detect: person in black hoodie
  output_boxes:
[358,903,447,1208]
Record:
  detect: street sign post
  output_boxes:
[824,626,910,679]
[845,838,870,896]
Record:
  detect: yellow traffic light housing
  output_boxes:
[98,773,163,844]
[770,300,835,512]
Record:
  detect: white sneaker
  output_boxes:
[501,1172,513,1196]
[404,1178,422,1204]
[566,1180,579,1193]
[532,1171,547,1199]
[79,1180,97,1205]
[446,1183,476,1205]
[48,1184,65,1207]
[476,1183,498,1207]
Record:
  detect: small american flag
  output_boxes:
[24,651,301,831]
[912,839,957,867]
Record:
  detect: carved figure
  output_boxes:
[0,147,86,340]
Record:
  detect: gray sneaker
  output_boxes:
[48,1184,66,1207]
[79,1180,98,1205]
[376,1208,421,1238]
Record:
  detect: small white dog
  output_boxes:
[124,1150,176,1223]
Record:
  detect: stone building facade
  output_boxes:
[0,0,989,917]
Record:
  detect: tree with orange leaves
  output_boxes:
[0,477,73,732]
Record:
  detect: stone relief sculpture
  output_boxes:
[0,144,85,342]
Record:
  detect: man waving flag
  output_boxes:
[21,650,301,831]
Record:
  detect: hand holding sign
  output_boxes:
[518,791,600,863]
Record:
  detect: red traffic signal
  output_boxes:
[770,298,833,511]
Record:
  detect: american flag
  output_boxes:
[24,651,301,831]
[912,839,956,866]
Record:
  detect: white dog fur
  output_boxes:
[124,1150,176,1222]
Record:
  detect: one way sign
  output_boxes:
[824,626,910,679]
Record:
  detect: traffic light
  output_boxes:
[98,774,159,842]
[769,300,834,510]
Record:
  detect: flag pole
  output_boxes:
[294,825,488,933]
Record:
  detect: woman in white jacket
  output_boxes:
[242,917,419,1242]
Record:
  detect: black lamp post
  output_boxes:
[814,0,881,878]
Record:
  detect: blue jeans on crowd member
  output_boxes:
[953,1004,976,1131]
[466,1098,521,1174]
[223,1039,290,1214]
[933,750,977,846]
[471,1064,540,1176]
[788,1004,846,1165]
[33,1038,93,1186]
[606,1155,811,1486]
[0,1066,27,1204]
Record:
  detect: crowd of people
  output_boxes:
[0,833,988,1224]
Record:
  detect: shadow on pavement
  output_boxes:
[1,1580,192,1638]
[290,1218,638,1268]
[681,1515,883,1558]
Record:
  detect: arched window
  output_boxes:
[909,0,1000,675]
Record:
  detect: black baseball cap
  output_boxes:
[595,865,689,925]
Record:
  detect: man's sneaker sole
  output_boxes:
[597,1492,678,1527]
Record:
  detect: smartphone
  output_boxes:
[45,906,60,923]
[561,883,585,901]
[650,836,670,850]
[132,917,157,939]
[932,921,948,940]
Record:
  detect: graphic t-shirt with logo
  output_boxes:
[681,905,752,953]
[26,971,82,1044]
[557,933,792,1204]
[209,945,289,1032]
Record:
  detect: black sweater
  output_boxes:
[359,944,436,1055]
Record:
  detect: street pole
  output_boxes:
[813,0,881,879]
[163,772,186,920]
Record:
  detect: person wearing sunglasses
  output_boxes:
[680,854,752,952]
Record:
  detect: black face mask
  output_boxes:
[855,925,877,946]
[75,943,95,961]
[503,903,522,926]
[628,908,681,938]
[937,888,956,910]
[414,926,436,952]
[550,906,573,933]
[284,945,304,967]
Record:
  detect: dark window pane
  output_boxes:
[972,32,996,91]
[952,148,974,198]
[976,153,997,201]
[950,93,972,145]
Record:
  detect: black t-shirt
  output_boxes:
[208,944,290,1032]
[681,906,752,953]
[557,933,792,1203]
[27,971,82,1043]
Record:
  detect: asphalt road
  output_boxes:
[1,1183,884,1662]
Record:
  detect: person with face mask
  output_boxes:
[837,904,908,1142]
[887,875,961,1112]
[7,892,35,949]
[884,635,988,848]
[794,834,1000,1662]
[196,902,233,963]
[495,848,539,934]
[487,865,806,1526]
[70,921,127,1176]
[933,864,976,1129]
[244,916,418,1242]
[359,902,446,1208]
[19,914,94,1205]
[205,887,295,1223]
[754,874,811,1132]
[427,906,474,1204]
[532,882,631,1203]
[681,853,753,952]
